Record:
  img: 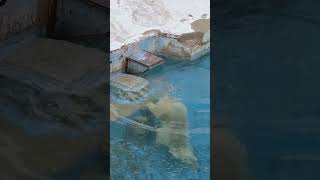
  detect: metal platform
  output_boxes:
[126,50,164,74]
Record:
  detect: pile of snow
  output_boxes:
[110,0,210,51]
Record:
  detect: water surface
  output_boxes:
[111,55,210,179]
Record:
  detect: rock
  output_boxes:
[191,18,210,33]
[159,32,210,60]
[111,73,149,92]
[111,73,149,101]
[202,31,210,43]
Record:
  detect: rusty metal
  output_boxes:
[128,50,164,68]
[126,50,164,74]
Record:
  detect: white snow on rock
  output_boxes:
[110,0,210,51]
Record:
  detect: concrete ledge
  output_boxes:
[110,29,210,73]
[110,73,149,101]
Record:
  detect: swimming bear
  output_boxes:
[145,96,197,168]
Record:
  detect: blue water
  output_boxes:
[110,55,210,180]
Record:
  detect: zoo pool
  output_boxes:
[110,55,210,179]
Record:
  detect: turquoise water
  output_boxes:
[111,55,210,179]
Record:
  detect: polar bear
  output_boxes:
[144,96,197,168]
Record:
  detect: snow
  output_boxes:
[110,0,210,51]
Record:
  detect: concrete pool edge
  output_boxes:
[110,29,210,74]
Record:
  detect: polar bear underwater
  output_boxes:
[144,96,197,167]
[111,95,197,168]
[111,96,249,179]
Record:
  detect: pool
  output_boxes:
[110,55,210,179]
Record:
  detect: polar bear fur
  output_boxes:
[145,96,197,167]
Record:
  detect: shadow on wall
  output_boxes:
[213,127,249,180]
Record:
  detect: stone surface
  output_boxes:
[191,19,210,33]
[202,31,210,43]
[110,0,210,51]
[158,32,210,60]
[111,73,149,93]
[109,0,210,72]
